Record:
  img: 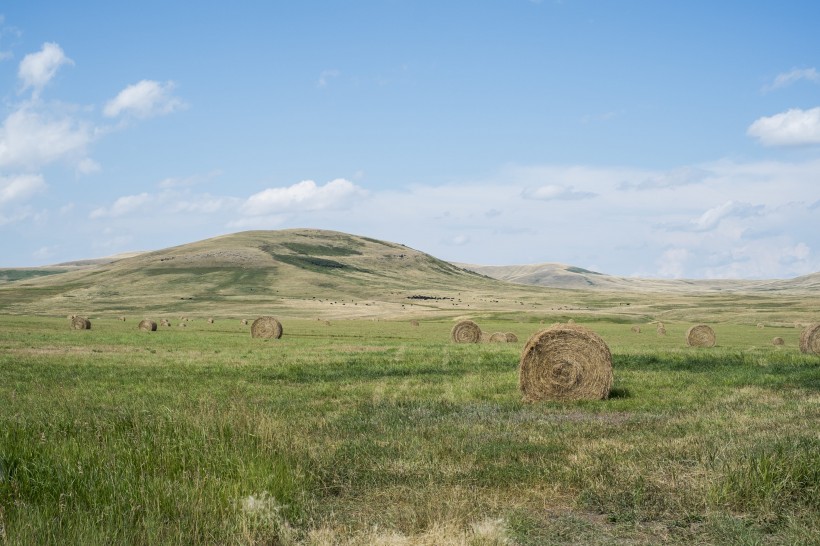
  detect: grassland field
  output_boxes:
[0,314,818,545]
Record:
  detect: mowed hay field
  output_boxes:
[0,315,818,545]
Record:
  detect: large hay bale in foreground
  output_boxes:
[686,324,716,347]
[772,337,785,346]
[489,332,508,343]
[70,316,91,330]
[519,324,613,402]
[799,323,820,354]
[505,332,518,343]
[251,316,283,339]
[451,320,481,343]
[138,319,157,332]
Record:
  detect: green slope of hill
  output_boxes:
[0,229,817,325]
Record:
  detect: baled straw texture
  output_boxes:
[489,332,508,343]
[799,323,820,355]
[138,319,157,332]
[519,324,613,402]
[505,332,519,343]
[70,316,91,330]
[757,323,765,329]
[251,316,283,339]
[686,324,716,347]
[772,337,785,346]
[450,320,481,343]
[657,326,667,336]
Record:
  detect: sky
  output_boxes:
[1,1,819,279]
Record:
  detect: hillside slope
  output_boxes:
[459,263,820,293]
[0,229,541,319]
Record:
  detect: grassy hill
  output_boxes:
[0,229,817,325]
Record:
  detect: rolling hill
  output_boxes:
[0,229,817,325]
[458,263,820,293]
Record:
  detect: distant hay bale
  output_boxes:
[756,323,764,329]
[772,337,785,346]
[207,318,214,324]
[67,314,76,320]
[631,326,641,334]
[505,332,519,343]
[686,324,716,348]
[657,326,667,336]
[451,320,481,343]
[410,320,420,327]
[489,332,508,343]
[251,316,283,339]
[324,320,331,326]
[138,319,157,332]
[241,319,248,325]
[567,318,575,324]
[656,321,665,329]
[120,316,126,322]
[70,316,91,330]
[519,324,613,402]
[178,323,186,328]
[799,323,820,355]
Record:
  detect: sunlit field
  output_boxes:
[1,315,818,545]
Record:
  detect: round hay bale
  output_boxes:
[251,316,283,339]
[505,332,519,343]
[657,326,667,336]
[756,323,764,329]
[489,332,508,343]
[567,318,575,324]
[799,323,820,355]
[686,324,716,348]
[241,319,248,325]
[138,319,157,332]
[519,324,613,401]
[410,320,420,327]
[657,321,665,329]
[120,316,126,322]
[207,318,214,324]
[631,326,641,334]
[70,316,91,330]
[178,323,186,328]
[450,320,481,343]
[772,337,785,346]
[67,314,76,320]
[324,320,331,326]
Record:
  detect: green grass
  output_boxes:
[0,316,818,544]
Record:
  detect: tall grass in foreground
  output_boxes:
[0,316,818,544]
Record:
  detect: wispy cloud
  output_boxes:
[241,178,367,215]
[18,42,73,97]
[747,107,820,147]
[0,174,45,206]
[0,106,93,170]
[89,193,152,219]
[763,67,820,92]
[522,184,595,200]
[317,69,340,88]
[104,80,186,118]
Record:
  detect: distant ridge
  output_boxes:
[457,263,820,293]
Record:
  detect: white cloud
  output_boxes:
[241,178,367,216]
[0,106,93,169]
[104,80,185,118]
[691,200,762,232]
[657,248,689,278]
[76,158,101,175]
[90,193,152,219]
[522,184,595,200]
[0,174,45,206]
[317,69,340,88]
[764,68,820,92]
[747,107,820,146]
[18,42,73,96]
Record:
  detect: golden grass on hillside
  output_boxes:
[686,324,716,347]
[519,324,613,401]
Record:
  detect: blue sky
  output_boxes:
[1,1,819,278]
